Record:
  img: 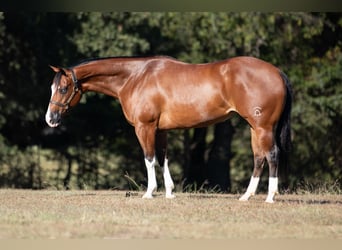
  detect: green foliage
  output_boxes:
[74,12,150,57]
[0,12,341,191]
[290,45,342,184]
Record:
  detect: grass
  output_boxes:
[0,189,341,239]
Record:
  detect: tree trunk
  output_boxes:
[183,128,207,190]
[183,121,234,193]
[63,154,72,190]
[206,120,235,192]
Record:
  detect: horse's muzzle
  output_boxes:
[45,110,61,128]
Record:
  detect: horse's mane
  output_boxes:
[70,55,176,68]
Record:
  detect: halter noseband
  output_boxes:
[49,68,82,109]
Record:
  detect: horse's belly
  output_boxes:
[158,104,233,129]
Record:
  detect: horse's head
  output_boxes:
[45,66,82,127]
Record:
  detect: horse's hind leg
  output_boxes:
[253,127,279,203]
[239,128,266,201]
[265,144,279,203]
[156,130,175,198]
[239,126,279,203]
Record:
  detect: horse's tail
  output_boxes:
[276,71,293,181]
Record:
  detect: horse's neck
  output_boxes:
[74,59,143,98]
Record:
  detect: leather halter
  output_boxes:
[49,68,82,110]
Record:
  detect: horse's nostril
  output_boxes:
[46,111,61,127]
[51,112,61,123]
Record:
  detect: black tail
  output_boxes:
[277,71,293,183]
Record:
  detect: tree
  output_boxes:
[0,13,81,188]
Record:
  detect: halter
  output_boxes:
[49,68,82,110]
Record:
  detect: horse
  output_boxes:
[45,56,292,203]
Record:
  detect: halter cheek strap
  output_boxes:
[70,68,80,90]
[49,68,82,109]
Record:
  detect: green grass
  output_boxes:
[0,189,341,239]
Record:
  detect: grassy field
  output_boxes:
[0,189,341,239]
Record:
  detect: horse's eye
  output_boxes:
[58,86,68,94]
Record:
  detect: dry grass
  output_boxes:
[0,189,341,239]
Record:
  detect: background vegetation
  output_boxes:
[0,12,341,193]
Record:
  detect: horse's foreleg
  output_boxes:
[162,158,175,198]
[135,124,158,199]
[156,130,175,198]
[143,156,157,199]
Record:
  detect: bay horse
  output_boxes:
[45,56,292,203]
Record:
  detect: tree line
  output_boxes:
[0,12,341,192]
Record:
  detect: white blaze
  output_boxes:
[45,83,58,127]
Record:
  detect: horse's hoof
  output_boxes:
[265,198,275,203]
[142,193,153,199]
[239,193,250,201]
[166,194,175,199]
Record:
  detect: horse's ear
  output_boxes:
[49,65,62,73]
[49,65,68,74]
